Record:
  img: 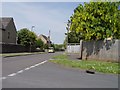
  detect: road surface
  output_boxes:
[2,52,118,88]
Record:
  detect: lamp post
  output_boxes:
[31,26,35,31]
[30,26,35,52]
[48,30,51,48]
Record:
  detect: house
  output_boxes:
[38,34,51,45]
[0,17,17,44]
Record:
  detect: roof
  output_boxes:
[40,34,48,41]
[0,17,13,30]
[38,34,52,44]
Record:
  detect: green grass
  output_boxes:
[50,54,120,74]
[53,54,68,60]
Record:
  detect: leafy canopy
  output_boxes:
[69,2,120,41]
[17,28,37,46]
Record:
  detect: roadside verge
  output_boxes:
[50,54,120,74]
[0,52,46,58]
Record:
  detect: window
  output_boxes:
[8,32,10,39]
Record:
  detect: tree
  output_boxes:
[17,28,37,47]
[35,38,44,50]
[69,2,120,41]
[43,44,49,49]
[68,31,83,43]
[54,44,64,51]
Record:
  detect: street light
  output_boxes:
[48,30,51,48]
[30,26,35,52]
[31,26,35,31]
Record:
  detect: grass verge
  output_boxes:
[0,52,45,57]
[50,54,120,74]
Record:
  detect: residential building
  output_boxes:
[38,34,51,45]
[0,17,17,44]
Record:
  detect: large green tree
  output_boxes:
[17,28,37,47]
[69,2,120,41]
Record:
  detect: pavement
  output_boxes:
[67,53,81,60]
[1,52,119,88]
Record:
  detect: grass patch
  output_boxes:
[52,54,68,59]
[50,54,120,74]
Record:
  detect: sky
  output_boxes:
[2,2,84,44]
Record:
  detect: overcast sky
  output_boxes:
[2,2,83,44]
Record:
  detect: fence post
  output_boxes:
[79,40,83,59]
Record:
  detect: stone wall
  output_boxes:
[67,39,120,62]
[82,39,120,62]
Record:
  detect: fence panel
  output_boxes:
[67,43,80,54]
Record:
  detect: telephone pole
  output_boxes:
[48,30,51,48]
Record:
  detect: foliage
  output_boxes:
[43,44,49,49]
[17,28,37,47]
[35,38,44,50]
[68,31,82,43]
[50,54,120,74]
[54,44,65,51]
[63,37,67,49]
[69,2,120,41]
[53,54,68,59]
[65,20,81,43]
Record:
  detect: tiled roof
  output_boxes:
[0,17,13,30]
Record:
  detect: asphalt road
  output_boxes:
[2,52,118,88]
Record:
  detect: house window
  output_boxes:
[8,32,10,39]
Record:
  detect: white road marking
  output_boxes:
[39,60,47,64]
[29,65,35,69]
[8,73,17,77]
[24,67,30,70]
[34,64,40,67]
[2,60,48,80]
[1,77,7,80]
[17,70,24,74]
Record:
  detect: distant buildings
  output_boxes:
[0,17,53,53]
[0,17,17,44]
[38,34,51,45]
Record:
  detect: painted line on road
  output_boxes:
[34,63,40,67]
[17,70,24,74]
[29,65,37,69]
[0,77,7,80]
[24,67,30,70]
[1,60,48,80]
[8,73,17,77]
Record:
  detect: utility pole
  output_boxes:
[48,30,51,48]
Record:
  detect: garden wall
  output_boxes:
[67,39,120,62]
[0,43,36,53]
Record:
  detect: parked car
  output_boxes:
[48,47,55,53]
